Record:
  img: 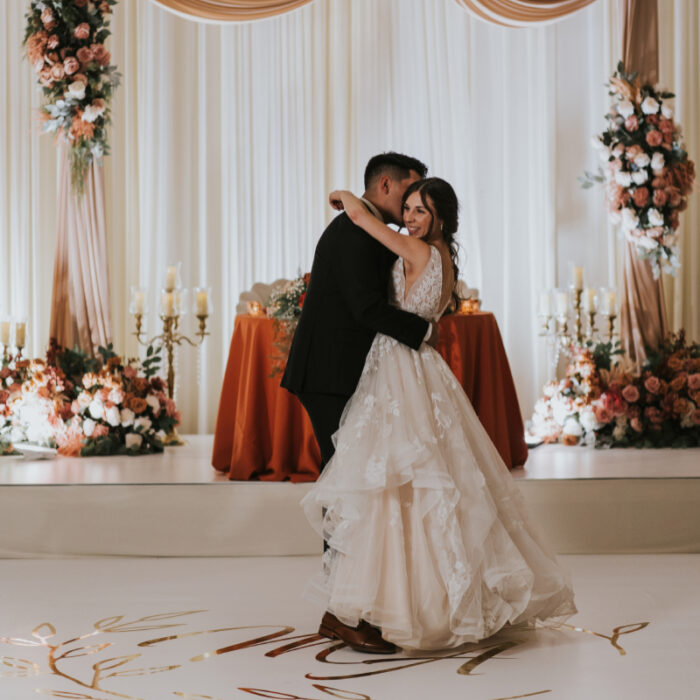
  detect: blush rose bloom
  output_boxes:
[646,130,663,147]
[652,189,668,207]
[688,373,700,391]
[622,385,640,403]
[594,405,613,424]
[47,34,60,50]
[630,417,643,433]
[624,115,639,132]
[64,56,80,76]
[74,23,91,41]
[76,46,94,65]
[632,187,650,207]
[644,375,661,394]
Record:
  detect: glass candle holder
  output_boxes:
[193,286,212,316]
[164,262,182,292]
[129,286,148,316]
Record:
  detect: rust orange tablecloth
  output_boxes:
[212,312,528,481]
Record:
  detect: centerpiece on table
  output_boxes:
[24,0,120,194]
[582,62,695,279]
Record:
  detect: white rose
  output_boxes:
[88,399,104,420]
[146,394,161,416]
[617,100,635,118]
[67,80,86,100]
[125,432,143,450]
[108,388,124,405]
[82,102,106,123]
[579,410,600,433]
[77,391,92,409]
[637,236,659,250]
[614,171,632,187]
[641,96,659,115]
[612,143,625,157]
[135,416,152,432]
[631,170,648,185]
[105,404,121,427]
[633,152,651,168]
[648,208,664,227]
[651,152,665,173]
[83,418,96,437]
[621,208,639,231]
[562,417,583,437]
[661,105,673,119]
[155,430,166,443]
[120,408,135,427]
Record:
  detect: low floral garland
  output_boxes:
[583,62,695,279]
[527,332,700,448]
[24,0,120,194]
[266,272,309,375]
[0,343,180,457]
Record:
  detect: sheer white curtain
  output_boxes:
[3,0,698,435]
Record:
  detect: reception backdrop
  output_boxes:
[1,0,698,433]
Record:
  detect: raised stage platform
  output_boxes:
[0,435,698,557]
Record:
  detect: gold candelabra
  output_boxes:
[129,266,212,445]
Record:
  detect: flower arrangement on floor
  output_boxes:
[528,332,700,448]
[0,343,181,457]
[266,273,310,375]
[583,62,695,279]
[24,0,120,194]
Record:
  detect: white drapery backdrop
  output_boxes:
[2,0,698,434]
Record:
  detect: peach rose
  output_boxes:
[670,373,687,392]
[47,34,60,50]
[74,23,91,41]
[630,417,643,432]
[76,46,94,65]
[91,44,110,65]
[624,115,639,132]
[632,187,650,207]
[72,73,89,86]
[673,398,691,416]
[63,56,80,75]
[41,8,56,30]
[652,189,668,207]
[622,385,640,403]
[644,406,663,424]
[50,63,65,81]
[644,375,661,394]
[692,409,700,426]
[39,68,53,87]
[651,175,667,189]
[93,423,110,438]
[688,374,700,391]
[594,405,613,424]
[646,130,663,147]
[667,354,683,371]
[645,114,660,126]
[659,118,674,134]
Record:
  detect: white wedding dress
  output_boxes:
[301,246,576,651]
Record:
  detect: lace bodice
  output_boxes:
[391,245,444,321]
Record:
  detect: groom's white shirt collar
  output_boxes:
[360,197,384,223]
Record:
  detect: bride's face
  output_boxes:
[403,191,440,240]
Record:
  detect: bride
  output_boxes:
[301,177,576,652]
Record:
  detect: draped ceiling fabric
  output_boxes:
[150,0,313,22]
[50,142,112,354]
[454,0,598,27]
[618,0,668,367]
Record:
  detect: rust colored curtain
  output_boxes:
[150,0,312,22]
[618,0,668,367]
[49,141,112,354]
[453,0,597,27]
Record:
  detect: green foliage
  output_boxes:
[141,344,162,379]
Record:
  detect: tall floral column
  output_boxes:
[25,0,119,354]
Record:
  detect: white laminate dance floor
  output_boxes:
[0,554,698,700]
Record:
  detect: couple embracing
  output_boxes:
[281,152,576,653]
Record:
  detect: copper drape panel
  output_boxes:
[150,0,312,22]
[453,0,597,27]
[619,0,668,367]
[49,141,112,353]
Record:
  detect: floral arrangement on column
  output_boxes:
[266,273,310,375]
[24,0,120,194]
[0,343,181,457]
[527,333,700,448]
[583,63,695,279]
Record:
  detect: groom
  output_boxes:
[281,152,437,653]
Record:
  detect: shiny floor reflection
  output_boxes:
[0,555,698,699]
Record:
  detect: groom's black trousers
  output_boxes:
[297,392,352,470]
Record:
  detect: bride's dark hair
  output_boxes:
[402,177,460,300]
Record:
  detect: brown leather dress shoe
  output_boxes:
[318,612,398,654]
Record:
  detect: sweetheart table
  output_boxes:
[212,312,528,481]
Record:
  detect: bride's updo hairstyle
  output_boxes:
[402,177,460,297]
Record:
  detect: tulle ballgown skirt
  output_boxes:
[301,334,576,651]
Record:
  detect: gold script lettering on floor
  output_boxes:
[0,556,697,699]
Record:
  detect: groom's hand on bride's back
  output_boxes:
[426,321,440,347]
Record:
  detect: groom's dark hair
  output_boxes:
[364,152,428,190]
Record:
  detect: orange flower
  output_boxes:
[667,354,683,371]
[669,374,687,392]
[673,398,691,416]
[128,397,148,414]
[562,434,579,446]
[69,112,95,142]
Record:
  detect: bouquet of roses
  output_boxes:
[24,0,120,193]
[583,62,695,278]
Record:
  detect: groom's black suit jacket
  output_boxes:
[281,211,429,398]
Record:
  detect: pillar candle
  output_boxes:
[0,321,9,346]
[165,266,178,291]
[132,290,145,315]
[606,290,616,314]
[555,291,569,316]
[582,288,596,313]
[161,292,174,317]
[572,266,584,290]
[14,322,26,347]
[196,291,208,315]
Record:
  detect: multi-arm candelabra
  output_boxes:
[129,264,212,444]
[537,266,617,369]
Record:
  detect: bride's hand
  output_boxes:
[329,190,346,211]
